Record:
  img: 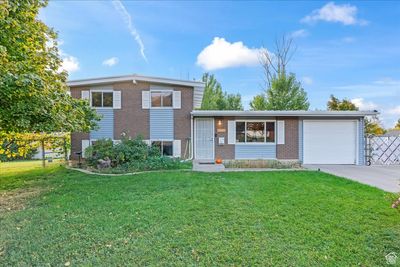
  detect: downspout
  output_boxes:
[189,114,194,160]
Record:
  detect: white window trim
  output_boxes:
[90,89,114,109]
[150,139,174,157]
[150,90,174,109]
[235,120,276,145]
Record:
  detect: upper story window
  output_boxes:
[151,91,173,107]
[91,91,113,107]
[236,121,275,143]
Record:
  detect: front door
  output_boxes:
[195,118,214,160]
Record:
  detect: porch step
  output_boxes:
[193,161,225,172]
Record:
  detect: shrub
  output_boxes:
[223,159,301,169]
[84,139,116,166]
[83,136,190,173]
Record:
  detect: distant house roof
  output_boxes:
[382,129,400,136]
[191,110,378,117]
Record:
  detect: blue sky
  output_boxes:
[40,1,400,127]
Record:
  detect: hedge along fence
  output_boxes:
[0,132,70,167]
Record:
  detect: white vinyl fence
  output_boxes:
[366,135,400,165]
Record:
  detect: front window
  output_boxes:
[151,91,173,107]
[246,122,265,142]
[236,122,245,143]
[265,122,275,142]
[91,91,113,107]
[236,121,275,143]
[152,141,173,156]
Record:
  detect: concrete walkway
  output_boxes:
[304,165,400,193]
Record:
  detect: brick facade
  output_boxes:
[113,81,150,140]
[173,86,193,159]
[214,117,235,160]
[69,81,194,160]
[276,117,299,160]
[70,86,90,160]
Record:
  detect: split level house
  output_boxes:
[68,74,378,165]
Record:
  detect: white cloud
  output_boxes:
[102,57,119,67]
[112,0,147,61]
[302,76,313,85]
[58,50,79,73]
[351,98,378,110]
[301,2,368,25]
[290,29,309,38]
[388,106,400,115]
[196,37,265,70]
[61,55,79,73]
[333,78,400,98]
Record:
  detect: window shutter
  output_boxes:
[173,91,181,109]
[81,140,90,158]
[173,140,181,157]
[142,91,150,109]
[81,90,90,101]
[113,91,121,109]
[277,120,285,144]
[228,121,236,144]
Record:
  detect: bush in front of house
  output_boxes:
[83,136,190,173]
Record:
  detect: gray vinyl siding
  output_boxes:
[358,118,365,165]
[235,144,276,159]
[298,119,303,163]
[90,109,114,139]
[150,109,174,140]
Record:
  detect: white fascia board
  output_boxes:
[191,110,379,117]
[67,74,205,88]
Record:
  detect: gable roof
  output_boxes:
[191,110,378,117]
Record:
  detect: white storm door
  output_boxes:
[195,118,214,160]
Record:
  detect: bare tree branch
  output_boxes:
[259,34,296,87]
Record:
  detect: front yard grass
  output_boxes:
[0,163,399,266]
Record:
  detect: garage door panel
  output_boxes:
[303,120,357,164]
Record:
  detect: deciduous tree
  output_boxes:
[394,119,400,129]
[200,73,243,110]
[327,95,358,111]
[0,0,98,133]
[250,36,310,110]
[326,95,385,135]
[250,94,268,110]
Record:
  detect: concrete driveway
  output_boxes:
[304,165,400,193]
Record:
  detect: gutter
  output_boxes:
[191,110,379,117]
[189,114,194,160]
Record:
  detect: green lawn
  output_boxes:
[0,163,399,266]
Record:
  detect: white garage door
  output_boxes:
[303,120,358,164]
